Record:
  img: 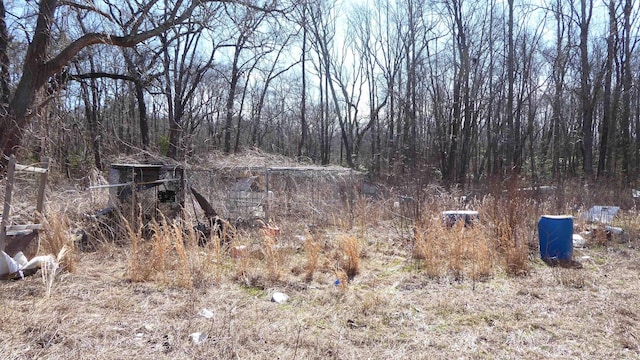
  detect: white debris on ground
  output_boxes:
[573,234,586,248]
[271,292,289,304]
[189,332,208,345]
[582,205,620,224]
[0,250,57,279]
[198,308,214,319]
[605,225,623,235]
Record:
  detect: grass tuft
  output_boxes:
[339,235,361,282]
[41,211,78,273]
[304,234,320,282]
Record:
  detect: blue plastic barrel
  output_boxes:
[538,215,573,261]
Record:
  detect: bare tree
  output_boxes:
[159,7,220,159]
[0,0,279,167]
[574,0,597,177]
[597,0,619,177]
[619,0,638,177]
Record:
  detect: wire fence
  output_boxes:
[185,166,363,227]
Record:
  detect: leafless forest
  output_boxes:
[0,0,638,187]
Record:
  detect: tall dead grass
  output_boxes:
[481,189,538,276]
[261,230,282,281]
[41,211,78,273]
[338,235,361,282]
[304,235,320,282]
[413,214,494,280]
[125,213,221,288]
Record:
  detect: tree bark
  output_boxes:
[579,0,594,178]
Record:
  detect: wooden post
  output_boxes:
[265,167,270,221]
[35,157,50,222]
[0,155,17,252]
[179,166,186,219]
[131,167,137,233]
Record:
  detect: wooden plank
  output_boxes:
[0,155,16,252]
[35,157,49,221]
[6,224,44,232]
[15,163,48,174]
[4,230,38,258]
[6,229,34,236]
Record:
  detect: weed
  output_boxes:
[339,235,361,281]
[41,211,77,273]
[262,231,281,281]
[481,193,534,276]
[304,235,320,282]
[412,217,445,278]
[125,213,220,288]
[124,212,146,283]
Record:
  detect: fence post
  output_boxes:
[0,155,17,252]
[265,167,270,221]
[35,157,50,223]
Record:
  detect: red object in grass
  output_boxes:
[263,224,280,237]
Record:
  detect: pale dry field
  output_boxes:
[1,156,640,359]
[1,210,639,359]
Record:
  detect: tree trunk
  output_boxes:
[506,0,516,172]
[134,81,149,149]
[224,43,242,154]
[579,0,594,178]
[597,0,616,177]
[298,6,307,158]
[619,0,633,177]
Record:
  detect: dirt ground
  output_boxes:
[1,231,639,359]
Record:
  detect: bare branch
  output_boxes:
[59,0,114,22]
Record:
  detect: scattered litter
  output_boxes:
[334,279,341,286]
[231,245,247,259]
[0,250,57,279]
[199,308,214,319]
[582,206,619,224]
[189,332,207,345]
[442,210,479,227]
[271,292,289,304]
[572,234,586,248]
[262,223,280,237]
[347,319,365,329]
[633,189,640,198]
[604,225,623,235]
[580,255,592,261]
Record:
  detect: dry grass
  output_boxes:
[303,235,320,282]
[2,236,639,359]
[3,164,640,359]
[125,213,214,289]
[339,235,361,282]
[261,230,282,282]
[40,211,78,273]
[413,213,495,281]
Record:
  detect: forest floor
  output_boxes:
[1,154,640,359]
